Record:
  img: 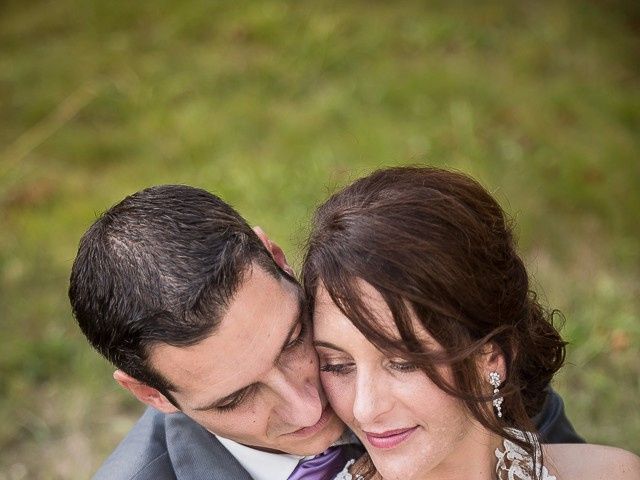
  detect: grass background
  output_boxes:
[1,0,638,478]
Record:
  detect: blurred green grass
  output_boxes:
[1,0,639,478]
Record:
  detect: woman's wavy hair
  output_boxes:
[302,166,566,478]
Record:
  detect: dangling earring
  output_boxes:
[489,371,503,418]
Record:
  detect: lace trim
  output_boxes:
[495,430,556,480]
[333,459,364,480]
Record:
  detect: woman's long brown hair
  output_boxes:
[302,166,566,479]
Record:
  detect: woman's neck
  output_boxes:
[394,424,503,480]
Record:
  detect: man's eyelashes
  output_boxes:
[285,319,308,350]
[215,385,256,412]
[215,320,308,413]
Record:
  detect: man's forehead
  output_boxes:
[150,266,302,398]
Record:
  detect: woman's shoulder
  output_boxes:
[543,443,640,480]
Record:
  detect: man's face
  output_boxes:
[149,265,345,455]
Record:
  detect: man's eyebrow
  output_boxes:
[193,287,304,412]
[312,340,347,353]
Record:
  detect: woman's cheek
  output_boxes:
[320,373,355,422]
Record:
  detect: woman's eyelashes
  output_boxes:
[319,362,355,375]
[388,360,419,372]
[319,359,419,376]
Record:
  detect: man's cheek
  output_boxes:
[320,375,350,417]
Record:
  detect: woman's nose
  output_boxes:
[352,372,393,428]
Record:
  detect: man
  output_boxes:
[69,185,582,480]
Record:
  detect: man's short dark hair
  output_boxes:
[69,185,286,405]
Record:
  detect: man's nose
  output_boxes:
[352,372,392,427]
[269,368,323,428]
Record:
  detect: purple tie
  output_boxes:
[287,446,349,480]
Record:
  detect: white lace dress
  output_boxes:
[333,459,362,480]
[494,430,556,480]
[332,430,556,480]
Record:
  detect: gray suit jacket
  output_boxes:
[94,408,253,480]
[93,389,583,480]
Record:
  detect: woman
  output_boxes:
[302,167,639,480]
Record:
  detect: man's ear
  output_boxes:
[113,370,179,414]
[253,226,295,276]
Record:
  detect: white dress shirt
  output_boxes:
[215,435,306,480]
[214,432,356,480]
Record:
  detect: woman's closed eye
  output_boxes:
[388,360,419,373]
[319,360,419,376]
[319,362,355,375]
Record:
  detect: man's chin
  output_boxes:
[278,412,346,455]
[213,411,346,456]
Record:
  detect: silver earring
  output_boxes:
[489,371,503,418]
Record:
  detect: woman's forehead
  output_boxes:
[313,280,442,351]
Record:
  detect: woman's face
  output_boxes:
[313,281,487,480]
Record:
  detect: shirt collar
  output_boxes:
[213,430,357,480]
[214,435,305,480]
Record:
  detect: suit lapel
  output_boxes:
[165,412,254,480]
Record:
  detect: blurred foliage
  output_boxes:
[1,0,639,478]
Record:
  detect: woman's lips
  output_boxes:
[364,426,418,449]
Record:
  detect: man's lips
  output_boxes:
[364,426,418,449]
[287,404,334,438]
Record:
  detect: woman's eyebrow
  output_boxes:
[313,340,347,352]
